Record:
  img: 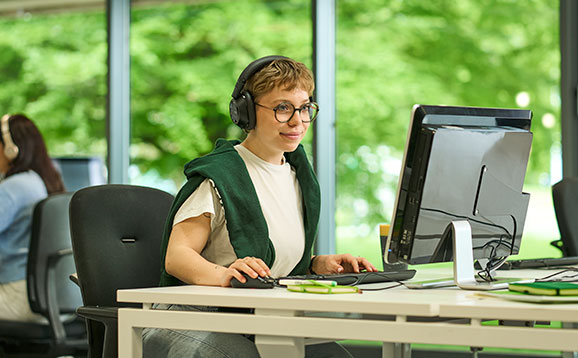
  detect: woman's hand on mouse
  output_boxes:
[222,256,271,287]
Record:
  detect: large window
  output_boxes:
[128,0,313,192]
[0,5,107,174]
[0,1,563,265]
[335,0,561,265]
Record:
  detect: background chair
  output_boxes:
[0,192,87,358]
[551,177,578,257]
[69,184,174,358]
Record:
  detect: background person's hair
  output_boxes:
[0,114,65,194]
[243,58,315,103]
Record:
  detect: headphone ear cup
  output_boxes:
[229,97,244,128]
[4,144,18,161]
[1,114,19,161]
[229,91,256,130]
[243,91,256,130]
[231,56,287,130]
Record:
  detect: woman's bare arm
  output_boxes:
[165,214,270,287]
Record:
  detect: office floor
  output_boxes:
[344,344,560,358]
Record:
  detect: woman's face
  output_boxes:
[243,86,311,164]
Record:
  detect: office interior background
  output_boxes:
[0,0,569,269]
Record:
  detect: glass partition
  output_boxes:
[129,0,313,192]
[335,0,560,264]
[0,4,107,187]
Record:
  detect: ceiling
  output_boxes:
[0,0,105,15]
[0,0,212,16]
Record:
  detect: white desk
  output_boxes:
[117,268,578,357]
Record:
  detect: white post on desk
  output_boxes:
[562,322,578,358]
[383,314,411,358]
[383,342,411,358]
[118,308,144,358]
[254,308,305,358]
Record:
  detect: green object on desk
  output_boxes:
[287,284,360,294]
[509,282,578,296]
[476,290,578,303]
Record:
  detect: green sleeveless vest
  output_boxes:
[159,139,320,287]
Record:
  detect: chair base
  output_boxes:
[0,319,87,358]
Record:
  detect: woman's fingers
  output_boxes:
[231,257,271,278]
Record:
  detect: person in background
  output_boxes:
[0,113,65,321]
[143,56,376,357]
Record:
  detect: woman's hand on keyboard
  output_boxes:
[311,254,377,275]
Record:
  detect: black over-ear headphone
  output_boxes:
[229,55,288,130]
[1,114,19,161]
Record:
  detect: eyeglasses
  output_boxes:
[255,101,319,123]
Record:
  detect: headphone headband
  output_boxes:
[1,114,19,161]
[229,55,289,130]
[231,55,289,99]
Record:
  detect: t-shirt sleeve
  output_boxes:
[173,178,217,227]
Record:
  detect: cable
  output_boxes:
[421,207,522,281]
[535,268,578,283]
[362,283,404,291]
[421,207,513,237]
[328,271,407,286]
[352,271,406,291]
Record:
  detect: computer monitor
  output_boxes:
[52,157,106,191]
[384,105,533,289]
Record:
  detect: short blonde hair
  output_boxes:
[243,58,315,102]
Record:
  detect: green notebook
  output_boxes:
[508,282,578,296]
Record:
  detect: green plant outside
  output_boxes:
[0,2,563,354]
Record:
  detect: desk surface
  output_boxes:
[117,266,578,357]
[117,266,578,322]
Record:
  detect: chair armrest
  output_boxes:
[76,306,118,324]
[69,273,80,287]
[77,306,119,358]
[45,248,75,344]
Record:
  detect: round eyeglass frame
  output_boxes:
[255,102,320,123]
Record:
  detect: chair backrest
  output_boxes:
[27,192,82,315]
[69,184,174,308]
[552,177,578,256]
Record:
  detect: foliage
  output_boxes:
[0,12,108,156]
[128,0,312,183]
[0,0,559,254]
[335,0,559,244]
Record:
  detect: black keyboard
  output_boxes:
[280,269,416,286]
[497,256,578,270]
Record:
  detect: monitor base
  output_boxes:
[406,221,533,291]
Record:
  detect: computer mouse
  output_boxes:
[230,273,276,289]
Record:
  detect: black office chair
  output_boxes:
[69,184,174,358]
[552,177,578,257]
[0,192,88,358]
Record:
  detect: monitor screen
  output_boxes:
[52,157,106,192]
[384,105,532,267]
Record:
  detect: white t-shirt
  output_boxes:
[173,144,306,277]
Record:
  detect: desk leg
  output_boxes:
[382,315,411,358]
[254,309,305,358]
[255,335,305,358]
[562,322,578,358]
[118,309,143,358]
[382,343,411,358]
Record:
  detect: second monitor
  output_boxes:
[385,104,533,289]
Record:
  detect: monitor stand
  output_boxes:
[450,220,518,290]
[406,221,530,290]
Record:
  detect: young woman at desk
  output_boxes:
[144,56,377,357]
[0,114,65,321]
